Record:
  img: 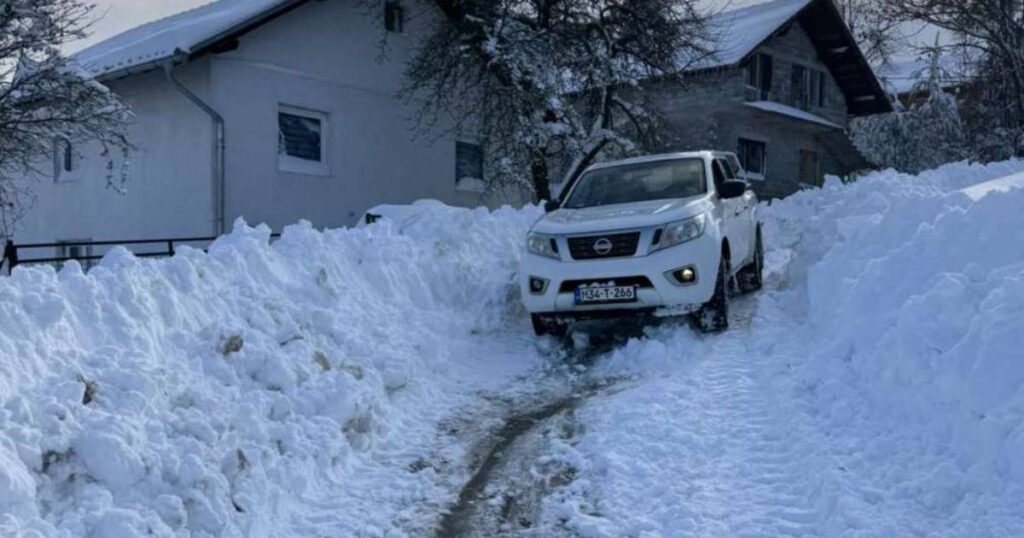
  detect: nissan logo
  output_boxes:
[593,237,613,255]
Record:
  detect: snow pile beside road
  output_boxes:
[764,159,1024,485]
[0,204,541,536]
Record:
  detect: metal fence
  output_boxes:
[2,234,279,275]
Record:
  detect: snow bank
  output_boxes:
[0,204,542,536]
[764,159,1024,486]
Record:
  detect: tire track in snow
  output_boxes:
[432,333,637,537]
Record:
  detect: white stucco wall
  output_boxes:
[210,0,480,231]
[14,61,215,244]
[14,0,489,246]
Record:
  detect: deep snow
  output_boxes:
[1,159,1024,536]
[536,159,1024,536]
[0,205,549,536]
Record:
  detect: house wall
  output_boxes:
[209,0,484,232]
[755,21,848,126]
[14,0,495,247]
[13,61,215,244]
[645,21,862,199]
[716,108,846,198]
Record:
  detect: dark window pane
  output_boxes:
[385,2,404,32]
[738,139,766,176]
[817,71,826,107]
[456,141,483,183]
[800,150,820,185]
[279,112,322,162]
[759,54,773,99]
[791,65,804,108]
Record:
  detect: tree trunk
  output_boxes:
[531,154,551,202]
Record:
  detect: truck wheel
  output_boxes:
[692,257,729,333]
[531,314,568,338]
[737,227,764,294]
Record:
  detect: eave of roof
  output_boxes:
[74,0,313,82]
[744,101,842,129]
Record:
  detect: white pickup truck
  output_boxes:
[520,151,763,336]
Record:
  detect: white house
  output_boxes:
[13,0,492,247]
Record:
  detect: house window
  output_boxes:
[53,138,79,182]
[384,2,404,33]
[455,141,485,191]
[799,150,821,186]
[737,139,767,179]
[745,53,773,100]
[278,106,328,175]
[791,65,826,110]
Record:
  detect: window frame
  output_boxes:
[791,64,826,111]
[745,53,773,100]
[737,138,767,181]
[277,105,329,176]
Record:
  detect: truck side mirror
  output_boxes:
[719,180,747,200]
[544,200,561,212]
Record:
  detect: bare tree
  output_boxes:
[399,0,711,201]
[0,0,132,237]
[883,0,1024,158]
[837,0,906,66]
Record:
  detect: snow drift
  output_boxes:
[0,205,541,536]
[766,160,1024,482]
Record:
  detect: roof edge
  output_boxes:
[86,0,314,82]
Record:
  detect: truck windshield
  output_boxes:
[563,158,707,209]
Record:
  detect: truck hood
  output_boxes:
[532,197,712,235]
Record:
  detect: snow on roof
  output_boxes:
[744,100,841,129]
[78,0,811,80]
[685,0,812,71]
[74,0,303,79]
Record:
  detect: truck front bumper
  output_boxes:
[520,234,720,317]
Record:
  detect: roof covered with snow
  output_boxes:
[74,0,309,79]
[696,0,813,70]
[78,0,815,81]
[75,0,889,114]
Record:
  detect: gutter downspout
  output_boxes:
[163,59,226,236]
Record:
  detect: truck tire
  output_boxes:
[531,314,569,338]
[737,227,764,294]
[692,256,729,333]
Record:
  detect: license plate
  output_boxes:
[574,285,637,305]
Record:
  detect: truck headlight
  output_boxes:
[527,233,560,259]
[654,214,706,251]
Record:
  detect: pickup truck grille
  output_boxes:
[567,232,641,260]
